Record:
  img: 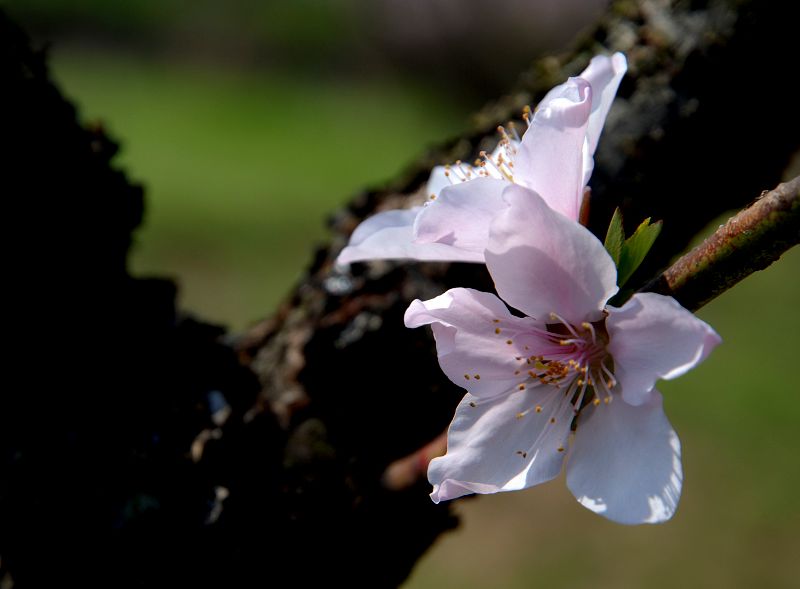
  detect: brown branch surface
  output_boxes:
[644,177,800,311]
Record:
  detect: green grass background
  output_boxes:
[51,48,799,589]
[51,49,467,329]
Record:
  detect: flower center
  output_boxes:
[548,313,617,411]
[510,312,618,419]
[442,124,520,186]
[474,311,620,456]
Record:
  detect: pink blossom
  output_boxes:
[404,190,720,524]
[337,53,627,265]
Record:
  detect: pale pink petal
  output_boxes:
[607,293,721,406]
[533,53,626,192]
[567,390,683,524]
[581,52,627,158]
[486,185,618,324]
[336,208,483,264]
[413,177,509,254]
[566,389,682,524]
[514,77,592,220]
[405,288,544,398]
[429,386,574,503]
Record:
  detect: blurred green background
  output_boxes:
[6,1,798,587]
[48,47,468,327]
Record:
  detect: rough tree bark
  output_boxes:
[1,1,798,587]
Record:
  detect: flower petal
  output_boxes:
[405,288,544,397]
[607,292,722,406]
[522,54,627,200]
[413,177,509,254]
[581,52,627,159]
[514,77,592,220]
[566,389,682,524]
[486,185,618,324]
[428,387,574,503]
[336,207,484,265]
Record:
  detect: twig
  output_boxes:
[642,177,800,311]
[382,432,448,491]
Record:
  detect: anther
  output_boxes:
[522,105,532,126]
[581,321,597,343]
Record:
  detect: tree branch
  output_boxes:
[643,177,800,311]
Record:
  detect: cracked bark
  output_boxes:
[1,1,798,587]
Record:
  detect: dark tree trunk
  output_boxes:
[1,1,797,587]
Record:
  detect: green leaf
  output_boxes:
[603,207,624,267]
[617,218,663,287]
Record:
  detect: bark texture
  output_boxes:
[1,1,798,587]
